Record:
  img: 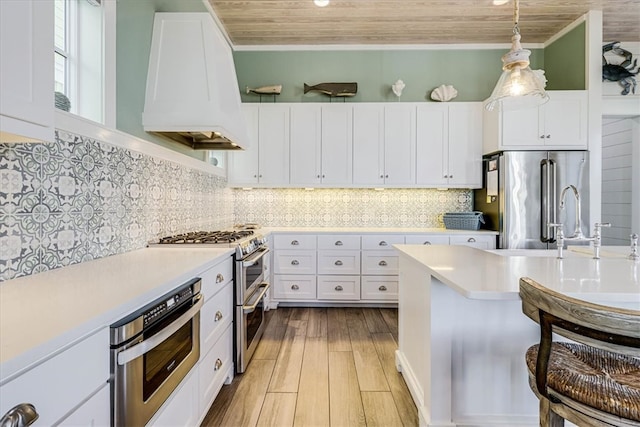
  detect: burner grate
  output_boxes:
[158,230,255,244]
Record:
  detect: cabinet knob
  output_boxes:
[444,175,449,178]
[291,260,299,266]
[291,284,300,290]
[385,174,389,178]
[254,174,258,178]
[467,237,477,243]
[540,135,545,139]
[335,260,343,266]
[291,240,299,246]
[335,240,343,246]
[379,241,388,246]
[379,285,388,291]
[546,135,551,139]
[380,174,384,178]
[449,175,453,178]
[259,174,263,178]
[214,311,223,322]
[0,403,39,427]
[424,241,432,245]
[214,358,223,371]
[216,273,224,283]
[317,174,321,178]
[335,285,344,291]
[322,174,325,178]
[378,260,388,266]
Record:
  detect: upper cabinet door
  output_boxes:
[501,107,541,146]
[447,103,482,187]
[383,105,416,185]
[321,105,353,185]
[228,104,260,185]
[416,104,447,186]
[353,104,384,185]
[0,0,54,143]
[290,104,322,185]
[258,105,290,185]
[541,91,587,147]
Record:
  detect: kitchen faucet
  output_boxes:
[559,185,585,239]
[550,222,611,259]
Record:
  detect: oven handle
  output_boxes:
[243,283,270,314]
[242,248,270,268]
[117,295,203,366]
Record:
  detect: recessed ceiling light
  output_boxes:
[493,0,509,5]
[314,0,330,7]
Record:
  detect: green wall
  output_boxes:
[544,23,586,90]
[116,0,207,160]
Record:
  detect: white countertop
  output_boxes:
[261,226,498,235]
[0,247,234,384]
[395,245,640,306]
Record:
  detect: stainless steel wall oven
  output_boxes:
[110,278,202,427]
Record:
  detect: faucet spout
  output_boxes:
[559,185,584,239]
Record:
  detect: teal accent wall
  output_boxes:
[544,23,586,90]
[234,49,544,103]
[116,0,207,159]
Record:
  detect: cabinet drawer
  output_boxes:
[362,235,404,250]
[200,256,234,300]
[362,251,399,275]
[317,235,360,250]
[199,324,233,413]
[0,329,109,426]
[57,384,109,427]
[273,234,317,250]
[317,276,361,300]
[273,275,317,300]
[317,250,360,275]
[405,235,450,245]
[200,281,233,354]
[361,276,398,301]
[273,250,317,274]
[449,235,496,249]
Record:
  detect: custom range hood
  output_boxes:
[142,13,249,150]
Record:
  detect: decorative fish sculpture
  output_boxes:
[246,85,282,95]
[303,82,357,97]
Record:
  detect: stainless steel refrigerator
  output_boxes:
[474,151,589,249]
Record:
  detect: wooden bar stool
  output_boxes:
[519,277,640,427]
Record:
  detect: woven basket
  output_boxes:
[443,212,485,230]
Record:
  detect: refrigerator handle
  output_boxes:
[540,159,557,243]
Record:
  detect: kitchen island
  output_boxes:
[394,245,639,427]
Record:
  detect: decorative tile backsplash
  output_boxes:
[233,188,472,228]
[0,131,234,281]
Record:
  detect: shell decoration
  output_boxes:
[430,84,458,102]
[391,79,406,97]
[532,70,548,88]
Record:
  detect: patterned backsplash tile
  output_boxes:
[0,131,234,281]
[233,188,472,228]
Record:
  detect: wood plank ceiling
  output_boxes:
[208,0,640,46]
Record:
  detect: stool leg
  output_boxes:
[540,398,564,427]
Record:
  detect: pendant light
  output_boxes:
[485,0,549,111]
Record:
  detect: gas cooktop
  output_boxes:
[158,230,256,244]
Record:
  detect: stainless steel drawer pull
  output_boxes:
[379,241,388,246]
[335,260,343,266]
[424,241,432,245]
[467,237,477,243]
[0,403,39,427]
[335,285,344,291]
[335,240,343,246]
[378,260,388,266]
[214,358,223,371]
[291,284,300,290]
[216,273,224,283]
[214,311,223,322]
[379,285,388,291]
[291,260,299,265]
[291,240,300,246]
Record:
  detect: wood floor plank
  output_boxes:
[288,307,310,321]
[219,359,275,427]
[254,308,290,360]
[256,393,297,427]
[379,308,399,342]
[294,336,330,426]
[346,308,390,392]
[329,351,367,427]
[327,307,352,352]
[363,308,390,333]
[361,391,404,427]
[268,319,307,392]
[306,307,328,338]
[371,332,419,427]
[200,374,242,427]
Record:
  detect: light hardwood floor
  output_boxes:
[201,307,418,427]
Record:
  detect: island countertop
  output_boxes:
[394,244,640,305]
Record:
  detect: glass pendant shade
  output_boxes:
[485,64,549,111]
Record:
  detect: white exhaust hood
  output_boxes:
[142,13,249,150]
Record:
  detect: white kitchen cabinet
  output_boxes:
[198,324,233,419]
[361,250,400,275]
[273,274,317,300]
[416,103,482,188]
[148,369,198,427]
[318,250,361,275]
[361,276,398,301]
[290,104,353,186]
[274,234,317,250]
[228,104,290,186]
[353,104,416,185]
[317,275,361,300]
[274,250,317,275]
[0,0,54,143]
[404,235,450,245]
[361,234,405,250]
[450,234,496,249]
[483,90,588,153]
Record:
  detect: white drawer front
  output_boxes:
[200,256,234,300]
[317,250,360,275]
[273,234,317,250]
[273,275,317,300]
[0,329,109,426]
[200,281,233,354]
[199,324,233,413]
[362,235,405,250]
[317,276,361,300]
[317,235,360,250]
[361,276,398,301]
[273,250,317,274]
[362,251,399,275]
[404,235,450,245]
[450,235,496,249]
